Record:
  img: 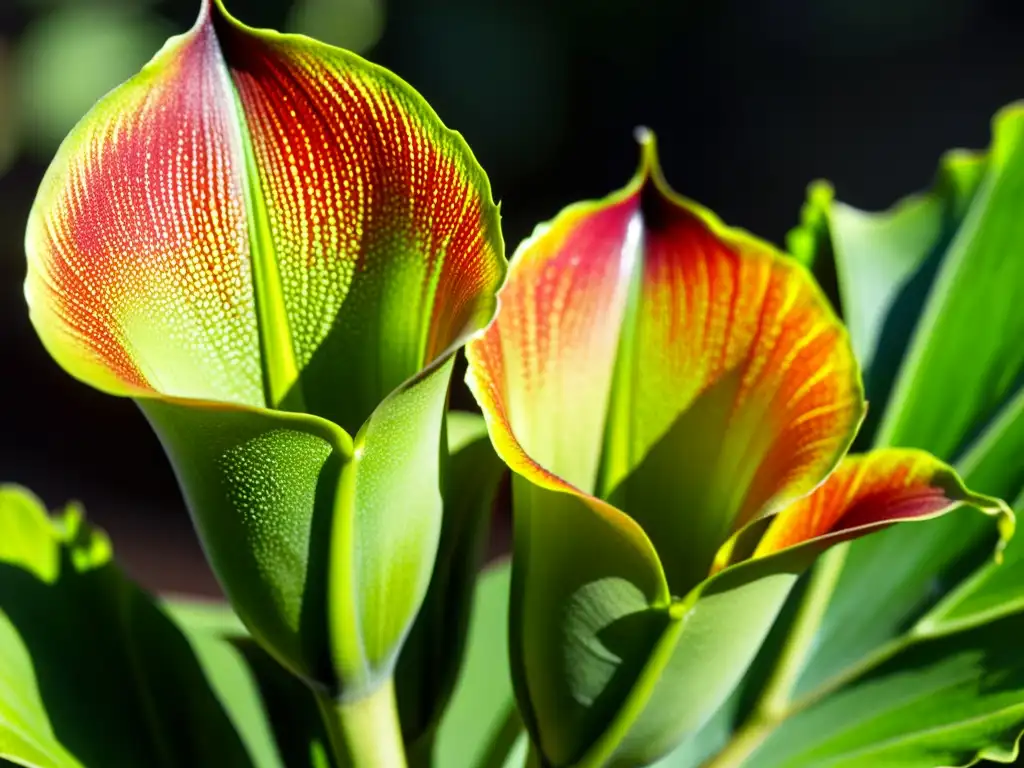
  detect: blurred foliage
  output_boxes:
[15,3,171,155]
[0,41,16,178]
[288,0,384,54]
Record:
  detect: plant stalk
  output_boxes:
[316,679,408,768]
[702,544,850,768]
[755,543,849,720]
[476,704,524,768]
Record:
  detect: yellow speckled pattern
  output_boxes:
[25,18,261,404]
[467,141,864,568]
[25,1,504,432]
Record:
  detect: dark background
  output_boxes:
[1,0,1022,596]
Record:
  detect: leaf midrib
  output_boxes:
[223,56,304,413]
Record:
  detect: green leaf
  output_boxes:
[608,560,800,767]
[877,104,1024,457]
[142,358,455,697]
[788,147,988,450]
[507,478,671,767]
[160,412,512,768]
[231,640,336,768]
[915,487,1024,636]
[686,103,1024,768]
[432,561,517,768]
[25,0,506,705]
[744,612,1024,768]
[0,486,256,768]
[647,687,741,768]
[164,600,336,768]
[396,411,507,755]
[140,400,348,687]
[166,560,518,768]
[465,131,878,767]
[780,104,1024,698]
[787,507,994,701]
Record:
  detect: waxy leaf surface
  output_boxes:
[24,0,505,696]
[467,135,997,766]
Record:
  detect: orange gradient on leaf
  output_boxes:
[755,449,1008,556]
[467,132,867,584]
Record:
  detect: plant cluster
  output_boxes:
[2,2,1023,767]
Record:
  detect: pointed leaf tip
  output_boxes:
[26,0,505,429]
[753,449,1014,559]
[630,126,675,204]
[26,0,505,704]
[633,126,657,175]
[465,133,870,767]
[469,129,864,593]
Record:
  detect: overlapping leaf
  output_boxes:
[24,0,505,695]
[0,411,509,768]
[0,486,257,768]
[466,131,1007,767]
[784,104,1024,697]
[674,104,1024,768]
[745,611,1024,768]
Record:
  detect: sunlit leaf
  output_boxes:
[432,561,517,768]
[166,560,517,768]
[784,104,1024,699]
[745,612,1024,768]
[753,449,1011,559]
[396,411,507,754]
[465,131,994,766]
[24,0,505,699]
[915,488,1024,636]
[0,486,257,768]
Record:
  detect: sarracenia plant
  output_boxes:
[24,0,504,763]
[464,131,1012,767]
[12,0,1024,766]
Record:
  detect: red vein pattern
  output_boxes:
[756,449,989,556]
[214,17,503,426]
[467,150,864,563]
[26,20,260,404]
[26,2,504,429]
[622,195,864,530]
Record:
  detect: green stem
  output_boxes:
[700,634,909,768]
[702,544,850,768]
[755,544,848,720]
[699,717,776,768]
[575,612,686,767]
[315,680,408,768]
[475,704,524,768]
